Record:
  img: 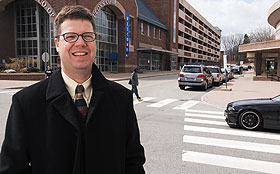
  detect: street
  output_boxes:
[1,74,280,174]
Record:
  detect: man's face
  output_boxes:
[55,19,96,75]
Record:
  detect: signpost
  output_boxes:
[42,52,50,71]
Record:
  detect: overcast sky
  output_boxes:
[187,0,278,36]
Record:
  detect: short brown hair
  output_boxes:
[54,5,96,37]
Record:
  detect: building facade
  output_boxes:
[239,0,280,79]
[0,0,221,73]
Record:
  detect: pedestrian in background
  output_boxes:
[130,67,143,102]
[45,65,53,78]
[0,5,145,174]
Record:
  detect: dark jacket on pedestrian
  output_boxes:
[130,70,139,86]
[0,63,145,174]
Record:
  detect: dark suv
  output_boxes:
[178,64,213,90]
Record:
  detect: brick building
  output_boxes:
[0,0,221,73]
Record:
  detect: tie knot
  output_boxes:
[76,85,85,94]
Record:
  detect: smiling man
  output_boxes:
[0,5,145,174]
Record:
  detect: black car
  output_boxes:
[224,95,280,130]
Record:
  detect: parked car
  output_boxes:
[221,68,229,82]
[224,95,280,130]
[242,65,248,71]
[178,64,213,90]
[226,68,234,80]
[231,66,242,74]
[207,66,223,86]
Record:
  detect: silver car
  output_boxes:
[178,64,213,90]
[207,66,223,86]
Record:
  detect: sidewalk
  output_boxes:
[202,71,280,109]
[0,70,179,90]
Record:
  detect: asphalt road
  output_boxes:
[1,75,280,174]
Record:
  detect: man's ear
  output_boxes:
[54,39,59,53]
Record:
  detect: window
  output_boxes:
[140,21,144,35]
[159,29,161,40]
[153,27,156,38]
[147,24,150,37]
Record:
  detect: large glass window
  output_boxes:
[95,7,118,72]
[15,0,56,70]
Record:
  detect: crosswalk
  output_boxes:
[0,89,19,95]
[133,97,200,110]
[183,109,280,174]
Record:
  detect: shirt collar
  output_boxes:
[61,69,92,100]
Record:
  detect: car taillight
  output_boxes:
[217,74,219,78]
[179,73,184,77]
[197,74,204,78]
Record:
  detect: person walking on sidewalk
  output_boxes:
[130,67,143,101]
[0,5,145,174]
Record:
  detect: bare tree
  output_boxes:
[249,26,275,42]
[222,34,243,63]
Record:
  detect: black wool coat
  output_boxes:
[0,64,145,174]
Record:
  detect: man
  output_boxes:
[0,5,145,174]
[130,67,142,101]
[45,65,53,78]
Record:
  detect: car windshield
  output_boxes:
[208,68,219,73]
[272,95,280,101]
[182,67,201,73]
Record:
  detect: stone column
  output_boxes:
[276,52,280,77]
[255,53,262,76]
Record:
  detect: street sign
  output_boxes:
[42,52,50,62]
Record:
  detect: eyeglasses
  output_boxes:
[56,32,96,43]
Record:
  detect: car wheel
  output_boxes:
[179,86,185,90]
[239,110,262,130]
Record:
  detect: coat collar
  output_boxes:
[46,63,109,129]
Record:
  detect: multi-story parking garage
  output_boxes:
[0,0,221,73]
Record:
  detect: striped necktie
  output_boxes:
[75,85,88,117]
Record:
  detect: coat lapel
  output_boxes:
[86,64,109,127]
[46,69,80,131]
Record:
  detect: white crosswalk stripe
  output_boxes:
[182,151,280,174]
[173,100,200,110]
[147,99,177,108]
[132,97,200,110]
[133,97,155,105]
[185,112,224,120]
[0,90,19,95]
[184,125,280,140]
[183,135,280,154]
[182,108,280,173]
[184,118,227,126]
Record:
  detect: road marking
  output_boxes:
[183,135,280,154]
[147,99,177,108]
[185,113,224,120]
[185,109,224,115]
[133,97,155,105]
[184,118,227,126]
[173,100,200,110]
[0,90,19,95]
[184,125,280,140]
[182,151,280,174]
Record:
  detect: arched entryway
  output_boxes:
[0,0,58,71]
[95,6,118,72]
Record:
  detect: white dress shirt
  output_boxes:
[61,70,92,107]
